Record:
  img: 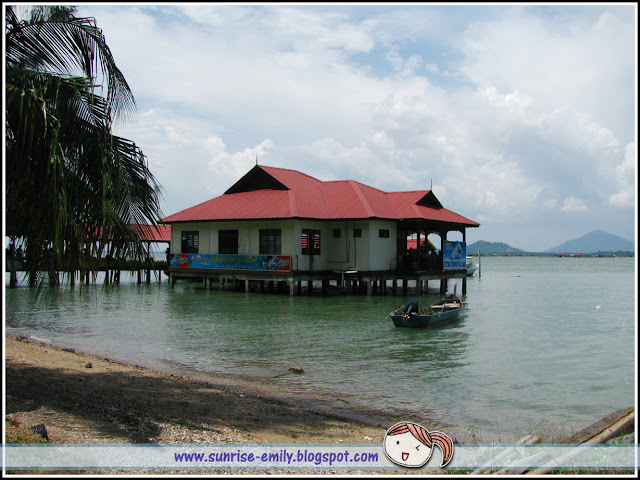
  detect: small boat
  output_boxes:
[466,256,479,276]
[390,294,463,328]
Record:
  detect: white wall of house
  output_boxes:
[170,218,397,272]
[367,219,397,271]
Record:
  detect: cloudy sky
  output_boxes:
[75,3,636,252]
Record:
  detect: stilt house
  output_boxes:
[162,165,479,295]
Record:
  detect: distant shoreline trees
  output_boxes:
[5,5,163,287]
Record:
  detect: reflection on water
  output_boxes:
[5,257,635,441]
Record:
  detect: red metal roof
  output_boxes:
[162,165,479,227]
[129,224,172,242]
[407,237,437,251]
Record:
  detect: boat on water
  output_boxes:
[466,256,479,276]
[390,294,463,328]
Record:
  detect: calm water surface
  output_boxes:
[5,256,636,441]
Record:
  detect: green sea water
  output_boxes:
[5,256,636,441]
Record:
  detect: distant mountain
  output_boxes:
[545,230,634,254]
[466,240,527,255]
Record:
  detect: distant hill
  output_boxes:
[466,240,527,255]
[545,230,634,254]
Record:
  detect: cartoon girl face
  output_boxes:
[384,427,433,467]
[383,422,454,468]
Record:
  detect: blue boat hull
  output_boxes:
[390,299,462,328]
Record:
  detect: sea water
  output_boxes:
[4,256,636,441]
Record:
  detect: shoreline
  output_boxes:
[5,334,635,475]
[5,334,451,447]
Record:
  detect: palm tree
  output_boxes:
[5,5,163,287]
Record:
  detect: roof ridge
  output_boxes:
[351,179,388,195]
[325,178,388,193]
[288,190,298,217]
[259,165,322,183]
[387,189,430,195]
[349,180,376,218]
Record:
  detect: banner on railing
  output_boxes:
[170,254,291,272]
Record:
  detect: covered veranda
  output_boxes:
[396,219,477,294]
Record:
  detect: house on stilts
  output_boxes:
[161,165,479,295]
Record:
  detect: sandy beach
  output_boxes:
[5,334,635,476]
[5,335,445,474]
[5,335,392,443]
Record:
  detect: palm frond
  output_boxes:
[6,5,135,123]
[5,5,164,287]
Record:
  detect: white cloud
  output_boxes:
[425,64,440,74]
[457,7,635,141]
[76,4,635,249]
[560,196,588,213]
[207,138,275,194]
[386,49,423,75]
[370,131,396,150]
[477,87,535,117]
[609,142,637,208]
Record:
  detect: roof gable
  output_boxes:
[416,191,443,209]
[225,165,288,194]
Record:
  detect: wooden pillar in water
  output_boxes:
[462,228,467,294]
[8,241,17,288]
[440,278,447,295]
